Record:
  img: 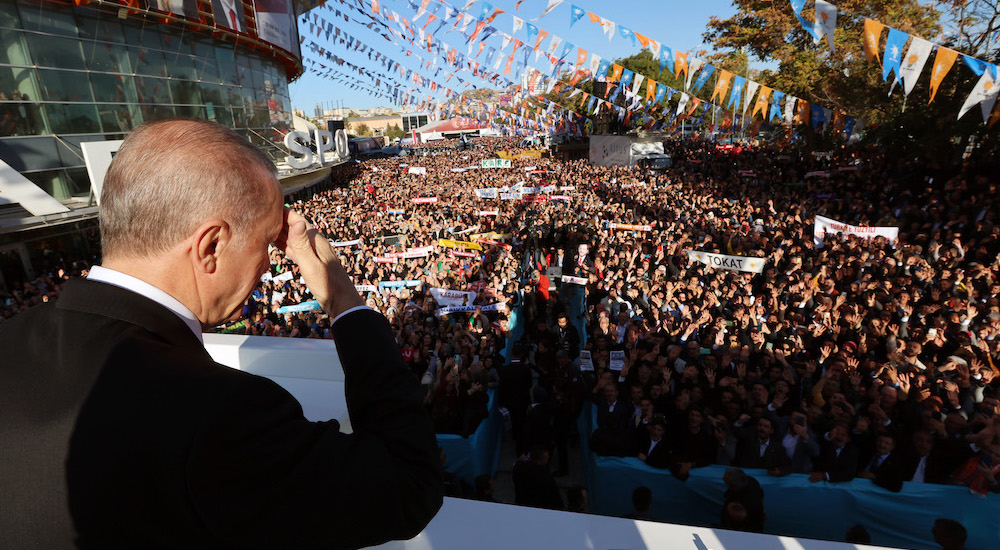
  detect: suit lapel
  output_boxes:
[56,278,204,349]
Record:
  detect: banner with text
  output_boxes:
[813,215,899,248]
[686,251,766,273]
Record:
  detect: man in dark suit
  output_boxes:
[636,416,672,469]
[733,417,791,474]
[809,423,859,483]
[212,0,246,32]
[497,344,533,455]
[0,120,442,548]
[771,410,821,475]
[857,433,907,492]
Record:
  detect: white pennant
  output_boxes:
[546,35,562,58]
[599,17,616,42]
[814,0,837,53]
[958,68,999,123]
[676,92,690,115]
[512,16,523,36]
[685,57,704,91]
[898,37,933,96]
[649,39,661,58]
[742,81,760,116]
[589,53,602,76]
[784,95,797,124]
[501,34,512,51]
[535,0,564,21]
[633,73,645,94]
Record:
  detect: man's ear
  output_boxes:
[192,219,230,273]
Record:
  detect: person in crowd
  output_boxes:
[624,486,654,521]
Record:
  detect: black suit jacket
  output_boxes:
[0,279,442,549]
[734,435,791,472]
[816,440,860,482]
[859,451,907,493]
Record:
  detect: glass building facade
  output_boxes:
[0,0,308,290]
[0,0,298,201]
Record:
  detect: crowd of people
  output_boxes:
[3,132,998,539]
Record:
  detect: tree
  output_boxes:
[703,0,999,155]
[386,123,404,141]
[350,122,372,137]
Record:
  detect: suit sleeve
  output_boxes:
[187,308,442,550]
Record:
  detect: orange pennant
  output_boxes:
[610,63,624,84]
[576,47,588,69]
[752,86,771,119]
[635,32,650,49]
[863,19,884,63]
[534,29,549,50]
[711,70,733,103]
[795,100,810,125]
[587,11,600,23]
[675,52,689,81]
[928,46,958,104]
[646,79,657,102]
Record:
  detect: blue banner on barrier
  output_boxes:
[276,300,321,314]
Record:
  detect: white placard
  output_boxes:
[686,251,766,274]
[813,215,898,248]
[579,350,594,371]
[610,350,625,371]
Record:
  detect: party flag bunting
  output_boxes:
[727,76,745,110]
[882,28,909,83]
[675,51,689,81]
[535,0,563,21]
[660,47,674,75]
[769,90,785,122]
[928,46,958,103]
[863,19,884,62]
[958,66,999,123]
[752,86,771,119]
[743,81,760,116]
[570,5,585,27]
[599,17,616,42]
[711,70,732,103]
[692,64,715,93]
[898,36,933,96]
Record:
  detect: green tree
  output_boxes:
[703,0,999,154]
[350,122,372,137]
[385,123,404,141]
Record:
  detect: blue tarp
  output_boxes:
[579,405,1000,549]
[436,387,503,488]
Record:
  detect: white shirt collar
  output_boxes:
[87,265,203,344]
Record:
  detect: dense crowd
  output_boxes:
[4,134,999,532]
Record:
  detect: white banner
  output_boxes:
[579,350,594,371]
[273,271,295,283]
[813,215,899,248]
[500,192,521,200]
[608,222,652,232]
[475,188,498,199]
[686,251,766,273]
[253,0,295,52]
[610,350,625,371]
[355,284,378,293]
[562,275,588,285]
[436,303,507,317]
[430,288,478,308]
[408,167,428,175]
[329,239,362,247]
[481,158,512,169]
[478,210,499,216]
[411,197,438,204]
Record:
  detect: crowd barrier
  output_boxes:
[578,405,1000,550]
[436,389,504,487]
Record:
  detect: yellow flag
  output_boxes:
[675,52,689,81]
[752,86,771,119]
[635,32,650,49]
[863,19,884,63]
[928,46,959,104]
[711,70,733,103]
[646,79,657,102]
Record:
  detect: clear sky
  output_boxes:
[290,0,744,113]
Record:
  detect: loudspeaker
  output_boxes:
[327,120,345,133]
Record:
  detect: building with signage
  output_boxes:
[0,0,331,291]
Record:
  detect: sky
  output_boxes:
[289,0,743,114]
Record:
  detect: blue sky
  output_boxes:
[290,0,743,113]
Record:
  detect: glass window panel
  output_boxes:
[224,85,243,108]
[140,104,176,123]
[62,167,94,198]
[198,82,224,106]
[130,46,167,78]
[194,54,220,83]
[212,106,233,127]
[0,0,20,27]
[214,46,238,86]
[0,29,31,65]
[91,73,139,104]
[36,69,94,102]
[121,21,166,51]
[82,40,132,74]
[250,108,268,128]
[234,53,251,87]
[96,104,135,133]
[135,76,172,105]
[169,79,201,105]
[45,103,101,134]
[76,14,125,42]
[162,51,198,80]
[22,169,72,200]
[173,104,206,119]
[17,2,78,37]
[25,34,88,70]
